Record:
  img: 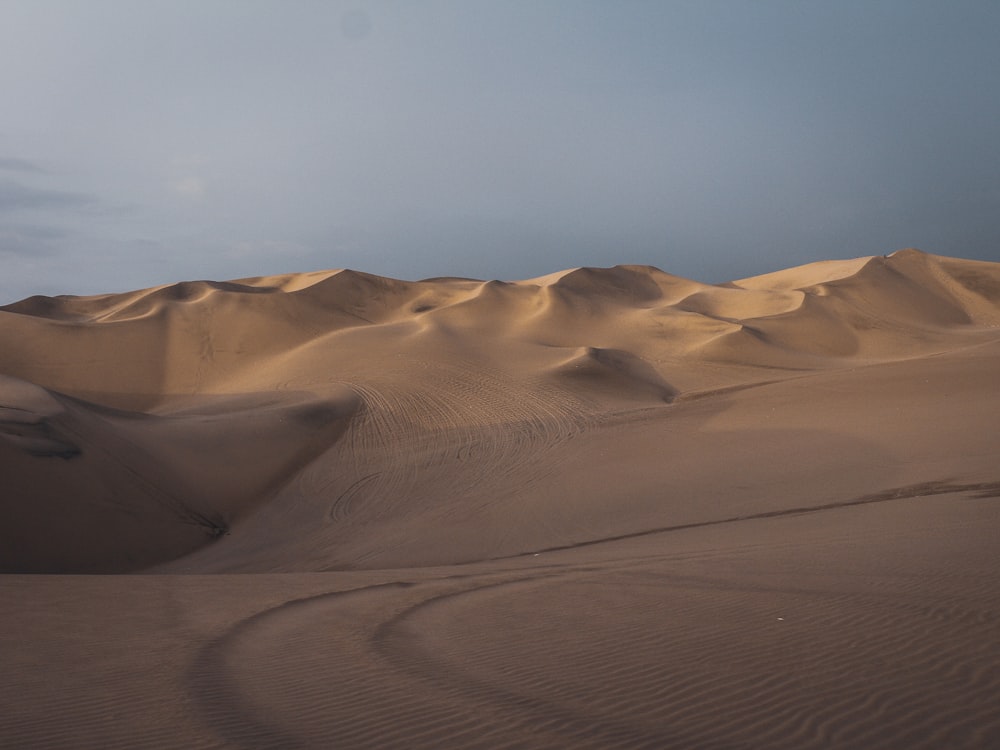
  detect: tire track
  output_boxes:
[486,479,1000,562]
[185,490,1000,749]
[308,359,598,530]
[188,570,696,749]
[380,561,1000,749]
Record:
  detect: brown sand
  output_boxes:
[1,248,999,748]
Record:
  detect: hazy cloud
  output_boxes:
[0,180,96,213]
[169,176,207,198]
[0,157,46,174]
[0,223,68,257]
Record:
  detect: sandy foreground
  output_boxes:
[1,248,999,748]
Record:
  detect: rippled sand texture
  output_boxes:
[2,249,999,748]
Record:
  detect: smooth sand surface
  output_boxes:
[2,248,999,748]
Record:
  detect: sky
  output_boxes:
[2,0,999,302]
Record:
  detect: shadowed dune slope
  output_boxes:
[0,374,358,572]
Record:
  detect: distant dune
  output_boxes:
[2,249,999,748]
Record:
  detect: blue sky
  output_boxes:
[2,0,999,301]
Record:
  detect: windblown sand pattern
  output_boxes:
[2,249,999,748]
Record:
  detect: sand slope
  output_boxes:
[2,248,1000,748]
[2,248,997,573]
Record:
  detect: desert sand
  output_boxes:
[1,248,999,748]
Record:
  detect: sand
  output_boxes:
[1,248,998,748]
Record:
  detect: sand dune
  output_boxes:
[2,249,999,748]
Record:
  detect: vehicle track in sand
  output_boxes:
[188,492,1000,749]
[289,357,599,531]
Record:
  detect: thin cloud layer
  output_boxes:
[0,158,47,174]
[0,180,96,213]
